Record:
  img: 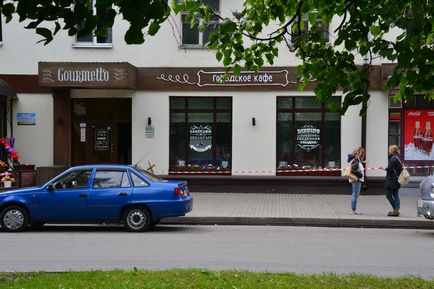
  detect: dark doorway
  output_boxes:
[71,98,132,165]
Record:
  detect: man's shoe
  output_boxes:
[387,211,394,216]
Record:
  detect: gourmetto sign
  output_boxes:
[38,62,136,89]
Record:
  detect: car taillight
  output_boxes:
[175,188,183,197]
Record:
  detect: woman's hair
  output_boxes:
[389,145,399,155]
[353,147,365,158]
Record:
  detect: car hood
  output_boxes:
[0,186,40,196]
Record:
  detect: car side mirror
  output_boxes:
[46,183,54,192]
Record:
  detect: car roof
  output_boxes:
[69,164,134,170]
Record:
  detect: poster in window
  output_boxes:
[404,109,434,160]
[189,125,212,152]
[296,124,321,152]
[94,129,110,151]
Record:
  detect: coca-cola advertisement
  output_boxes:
[404,109,434,161]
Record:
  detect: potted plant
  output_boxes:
[1,172,15,188]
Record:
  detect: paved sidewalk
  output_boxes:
[164,191,434,229]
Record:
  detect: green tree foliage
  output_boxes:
[1,0,433,114]
[175,0,433,114]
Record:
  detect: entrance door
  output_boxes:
[87,122,117,164]
[71,98,132,165]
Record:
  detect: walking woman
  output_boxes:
[348,147,365,215]
[381,145,403,217]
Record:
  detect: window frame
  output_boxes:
[389,94,434,176]
[92,169,131,189]
[129,170,150,188]
[180,0,220,49]
[276,96,341,176]
[73,0,113,48]
[169,96,232,174]
[291,13,330,44]
[52,169,93,191]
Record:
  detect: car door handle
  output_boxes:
[79,193,88,198]
[119,192,128,196]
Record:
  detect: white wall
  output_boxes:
[366,91,389,176]
[0,0,402,74]
[340,102,362,174]
[132,91,170,174]
[232,92,276,175]
[12,93,53,167]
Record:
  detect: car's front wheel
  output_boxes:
[0,205,29,232]
[123,206,152,232]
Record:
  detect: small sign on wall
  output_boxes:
[145,125,155,138]
[17,113,36,125]
[94,129,110,151]
[80,123,86,142]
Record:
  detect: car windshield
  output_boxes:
[134,167,165,182]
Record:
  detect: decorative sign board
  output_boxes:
[38,62,136,89]
[94,129,110,151]
[189,125,212,152]
[296,124,321,152]
[17,113,36,125]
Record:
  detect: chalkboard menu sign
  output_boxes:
[94,129,110,151]
[296,124,321,152]
[189,125,212,152]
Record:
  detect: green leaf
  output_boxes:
[148,22,160,36]
[216,51,223,61]
[370,26,381,36]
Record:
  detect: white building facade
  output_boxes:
[1,0,430,188]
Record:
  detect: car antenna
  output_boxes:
[134,152,151,167]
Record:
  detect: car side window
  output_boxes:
[130,172,149,187]
[53,170,92,190]
[93,170,131,189]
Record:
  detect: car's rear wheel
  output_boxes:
[123,206,152,232]
[0,206,29,232]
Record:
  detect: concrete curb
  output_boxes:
[161,216,434,230]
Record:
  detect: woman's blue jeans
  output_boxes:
[386,188,400,210]
[351,181,361,211]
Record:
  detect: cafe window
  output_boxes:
[74,0,112,47]
[392,94,434,176]
[181,0,219,47]
[170,97,232,174]
[276,96,341,176]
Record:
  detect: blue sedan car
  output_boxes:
[0,165,192,232]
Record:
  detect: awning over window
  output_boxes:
[0,79,18,99]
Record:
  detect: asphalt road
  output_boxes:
[0,225,433,278]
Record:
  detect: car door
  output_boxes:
[37,169,92,221]
[87,169,133,220]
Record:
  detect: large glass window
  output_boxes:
[181,0,219,47]
[276,96,341,176]
[170,97,232,174]
[389,95,434,176]
[75,0,112,47]
[291,13,329,43]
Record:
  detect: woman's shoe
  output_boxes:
[388,210,400,217]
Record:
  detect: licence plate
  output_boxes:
[417,200,423,208]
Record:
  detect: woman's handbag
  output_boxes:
[394,156,410,185]
[344,164,358,182]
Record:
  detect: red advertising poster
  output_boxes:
[404,109,434,161]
